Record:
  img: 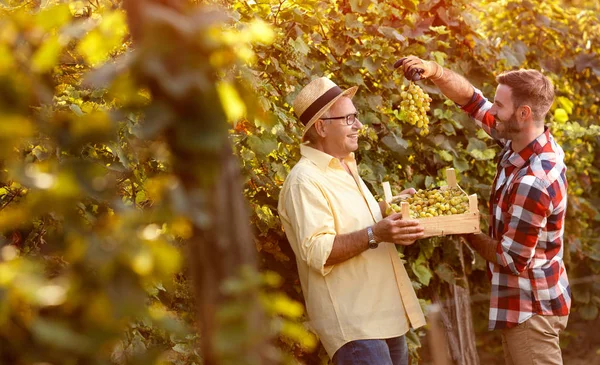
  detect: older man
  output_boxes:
[397,56,571,365]
[278,77,426,365]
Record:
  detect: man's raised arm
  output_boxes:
[395,56,474,106]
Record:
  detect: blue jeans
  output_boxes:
[332,336,408,365]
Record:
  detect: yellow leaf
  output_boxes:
[0,44,15,73]
[216,81,246,122]
[32,35,64,73]
[70,111,113,137]
[85,293,112,325]
[150,240,181,276]
[0,262,18,286]
[218,29,239,45]
[262,271,283,288]
[554,108,568,123]
[77,30,108,66]
[235,45,256,64]
[0,206,28,231]
[0,20,17,44]
[145,176,173,202]
[51,171,81,198]
[248,19,275,44]
[556,96,574,115]
[149,302,168,319]
[281,321,317,349]
[98,10,128,37]
[266,293,304,319]
[170,217,192,239]
[209,50,235,68]
[132,249,154,276]
[77,11,128,66]
[36,4,72,32]
[0,115,34,138]
[66,235,86,262]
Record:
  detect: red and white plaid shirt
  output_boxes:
[461,89,571,330]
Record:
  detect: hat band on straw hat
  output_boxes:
[298,86,343,125]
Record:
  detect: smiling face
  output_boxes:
[318,97,363,158]
[489,84,523,140]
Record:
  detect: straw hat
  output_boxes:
[292,77,358,140]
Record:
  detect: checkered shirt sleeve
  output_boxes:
[460,88,505,146]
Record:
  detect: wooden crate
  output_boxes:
[382,168,480,238]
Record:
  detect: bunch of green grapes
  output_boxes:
[386,187,470,219]
[399,83,432,135]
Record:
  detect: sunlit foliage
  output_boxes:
[0,0,598,364]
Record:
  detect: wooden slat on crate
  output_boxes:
[401,197,480,238]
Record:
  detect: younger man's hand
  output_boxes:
[394,56,444,81]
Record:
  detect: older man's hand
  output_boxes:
[372,213,424,246]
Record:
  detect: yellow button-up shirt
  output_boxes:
[278,145,426,357]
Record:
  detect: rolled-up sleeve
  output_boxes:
[284,180,336,276]
[460,87,505,146]
[497,176,551,275]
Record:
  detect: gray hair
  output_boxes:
[303,109,331,143]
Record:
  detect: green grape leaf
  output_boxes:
[435,263,456,285]
[411,261,433,286]
[438,150,454,162]
[453,158,470,173]
[247,134,277,157]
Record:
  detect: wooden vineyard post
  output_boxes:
[427,304,451,365]
[122,2,272,364]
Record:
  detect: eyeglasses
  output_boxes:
[320,112,359,126]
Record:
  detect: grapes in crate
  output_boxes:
[387,187,470,219]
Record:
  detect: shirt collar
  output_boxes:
[300,144,356,172]
[503,127,550,168]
